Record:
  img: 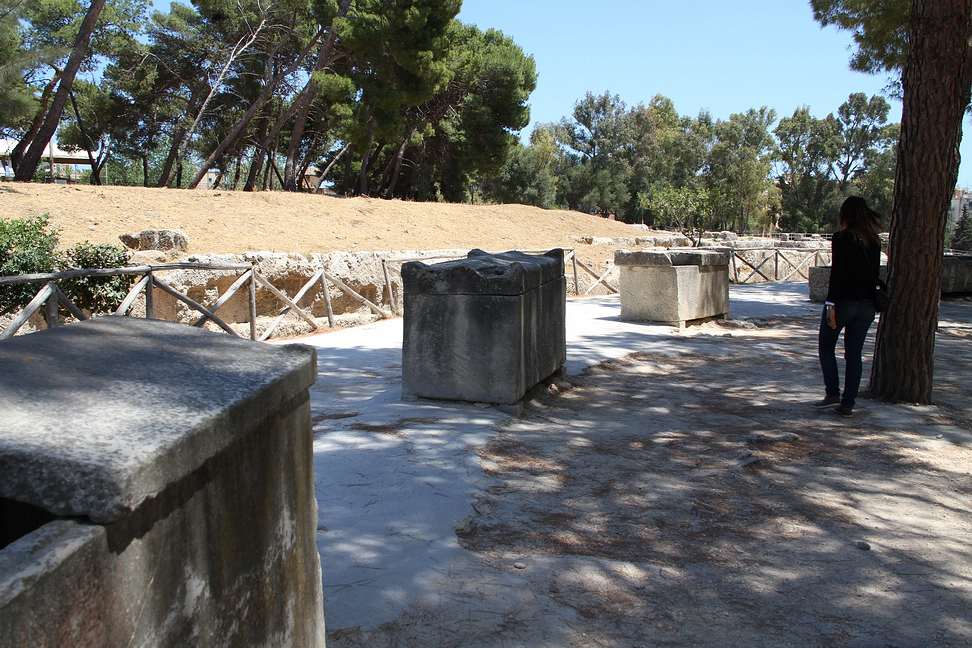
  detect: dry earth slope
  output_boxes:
[0,184,654,263]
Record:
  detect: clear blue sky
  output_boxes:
[457,0,972,190]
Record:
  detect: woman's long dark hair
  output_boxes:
[839,196,883,245]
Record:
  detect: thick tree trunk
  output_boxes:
[869,0,972,403]
[11,73,61,173]
[14,0,107,181]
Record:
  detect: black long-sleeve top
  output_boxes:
[826,229,881,303]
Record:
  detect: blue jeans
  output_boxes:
[818,300,875,410]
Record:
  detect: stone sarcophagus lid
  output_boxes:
[0,317,325,648]
[401,249,566,404]
[615,249,730,326]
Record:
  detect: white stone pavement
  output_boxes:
[287,281,972,632]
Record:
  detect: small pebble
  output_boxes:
[857,541,871,550]
[513,561,527,569]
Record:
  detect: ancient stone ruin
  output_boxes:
[615,249,730,326]
[0,317,325,647]
[401,248,567,405]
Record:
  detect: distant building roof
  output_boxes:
[0,139,92,166]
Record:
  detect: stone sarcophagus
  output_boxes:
[615,249,730,326]
[401,249,566,405]
[0,317,325,648]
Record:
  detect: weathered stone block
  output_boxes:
[810,254,971,302]
[942,253,972,293]
[0,317,325,648]
[615,249,729,326]
[402,249,566,404]
[119,229,189,252]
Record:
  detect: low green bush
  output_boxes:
[0,215,131,317]
[62,242,132,314]
[0,215,61,313]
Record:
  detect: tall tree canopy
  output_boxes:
[774,93,898,232]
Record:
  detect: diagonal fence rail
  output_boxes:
[0,247,832,340]
[728,247,829,284]
[0,261,397,341]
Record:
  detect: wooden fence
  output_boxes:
[553,247,833,294]
[729,247,830,284]
[0,247,829,340]
[0,261,397,341]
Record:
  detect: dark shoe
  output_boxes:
[813,396,840,408]
[835,406,853,418]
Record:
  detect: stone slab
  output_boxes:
[0,317,316,523]
[615,249,729,267]
[401,248,564,296]
[402,250,566,404]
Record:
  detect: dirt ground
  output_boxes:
[325,304,972,647]
[0,183,649,266]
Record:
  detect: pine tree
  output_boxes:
[953,205,972,252]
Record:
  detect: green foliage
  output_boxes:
[953,206,972,252]
[705,107,779,234]
[811,0,910,76]
[641,185,712,245]
[0,216,130,316]
[0,214,61,312]
[478,142,556,208]
[324,19,536,200]
[61,241,130,312]
[555,92,634,218]
[773,94,896,233]
[0,2,39,131]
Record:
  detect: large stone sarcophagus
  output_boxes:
[615,249,730,326]
[0,317,325,648]
[401,249,566,405]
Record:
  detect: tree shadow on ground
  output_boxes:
[449,338,972,647]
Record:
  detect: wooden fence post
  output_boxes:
[45,281,58,328]
[145,272,154,319]
[381,258,398,315]
[319,273,335,328]
[249,264,258,341]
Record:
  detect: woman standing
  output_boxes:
[815,196,883,417]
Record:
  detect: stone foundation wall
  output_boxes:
[809,253,972,302]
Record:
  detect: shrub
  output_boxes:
[0,214,61,313]
[0,216,132,317]
[62,242,131,314]
[953,207,972,252]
